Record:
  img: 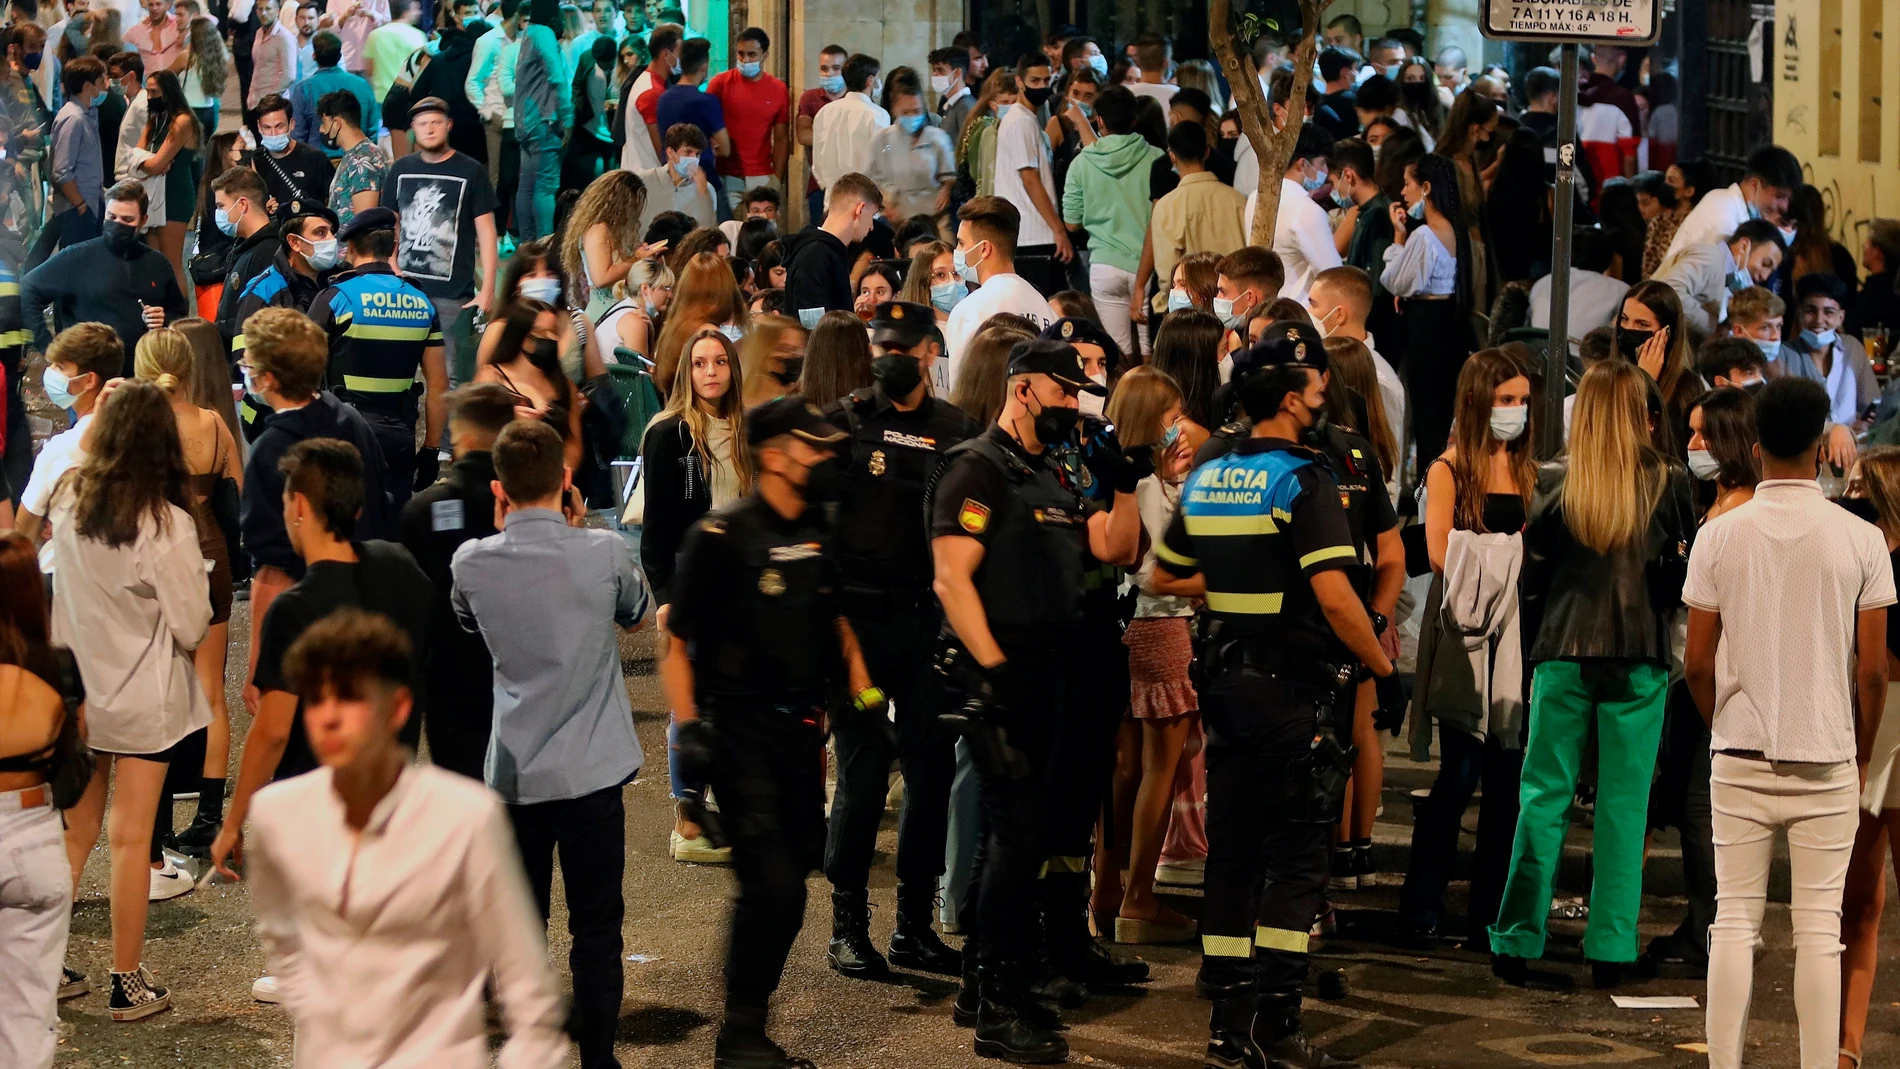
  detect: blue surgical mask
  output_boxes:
[1727,267,1751,294]
[671,59,682,75]
[719,322,744,342]
[1167,288,1193,312]
[1744,199,1762,221]
[1301,167,1328,192]
[1331,186,1354,208]
[740,60,762,78]
[303,237,341,271]
[1408,198,1426,220]
[1754,336,1780,361]
[519,276,563,304]
[1488,404,1528,441]
[214,205,238,236]
[1087,54,1108,77]
[42,365,78,410]
[1686,448,1721,481]
[953,243,981,282]
[930,278,966,311]
[819,73,845,95]
[1160,421,1181,448]
[90,90,107,107]
[900,112,927,135]
[674,155,699,178]
[261,133,290,153]
[1213,295,1244,330]
[1801,328,1838,349]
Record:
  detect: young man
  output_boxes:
[31,54,105,265]
[1665,144,1803,259]
[212,167,284,342]
[941,196,1055,385]
[20,180,186,359]
[1322,13,1362,56]
[510,0,568,241]
[993,53,1067,289]
[250,0,301,113]
[12,323,117,571]
[228,206,343,438]
[1652,218,1785,336]
[782,171,880,324]
[318,88,387,226]
[1529,228,1631,354]
[1246,122,1339,303]
[1307,265,1403,451]
[809,51,887,210]
[1128,33,1176,115]
[1684,375,1893,1069]
[451,418,650,1069]
[1781,272,1878,430]
[706,25,788,211]
[953,28,989,83]
[124,0,181,77]
[107,50,147,185]
[655,37,728,177]
[361,0,424,100]
[254,92,337,219]
[866,80,958,228]
[624,19,679,168]
[634,122,717,227]
[382,95,501,381]
[1433,46,1469,97]
[1057,84,1158,356]
[794,42,849,220]
[664,396,873,1068]
[294,2,319,78]
[1326,137,1396,343]
[1142,120,1245,324]
[928,45,973,147]
[464,0,522,195]
[291,29,379,158]
[1213,246,1286,358]
[1314,46,1359,140]
[1694,335,1769,390]
[1726,285,1786,361]
[246,607,569,1067]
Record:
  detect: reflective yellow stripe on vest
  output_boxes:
[1185,512,1280,537]
[345,323,436,341]
[1203,591,1283,614]
[342,374,416,393]
[1155,540,1196,567]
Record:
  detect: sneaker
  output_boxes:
[1350,845,1378,890]
[148,858,193,902]
[59,965,90,1000]
[669,829,731,864]
[108,966,171,1021]
[252,975,282,1003]
[1327,849,1356,894]
[1154,859,1204,887]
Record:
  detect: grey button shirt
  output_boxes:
[50,99,103,216]
[451,509,650,804]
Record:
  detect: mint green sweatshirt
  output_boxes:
[1059,132,1164,274]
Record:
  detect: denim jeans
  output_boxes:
[0,794,71,1069]
[515,128,562,243]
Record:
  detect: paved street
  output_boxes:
[52,607,1900,1068]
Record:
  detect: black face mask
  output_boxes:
[102,219,140,255]
[320,127,339,149]
[1299,397,1331,439]
[1742,379,1766,398]
[1616,327,1656,361]
[1027,389,1080,446]
[769,356,804,386]
[800,456,848,503]
[1840,496,1881,525]
[1024,86,1052,108]
[871,352,923,398]
[530,336,559,364]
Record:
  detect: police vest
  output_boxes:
[939,436,1089,648]
[834,389,974,591]
[319,269,441,421]
[695,501,836,701]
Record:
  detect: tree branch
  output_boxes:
[1211,0,1336,245]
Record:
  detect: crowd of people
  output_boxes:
[3,6,1900,1069]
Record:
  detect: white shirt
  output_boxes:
[1650,241,1737,336]
[941,271,1053,392]
[1665,183,1752,260]
[1232,137,1259,197]
[1128,81,1178,123]
[1245,178,1341,302]
[1529,268,1630,355]
[249,765,570,1069]
[1363,336,1405,466]
[993,101,1057,248]
[20,414,90,573]
[1823,341,1858,427]
[1682,479,1897,762]
[619,69,660,171]
[809,91,889,192]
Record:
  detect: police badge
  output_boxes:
[868,449,887,476]
[759,568,786,596]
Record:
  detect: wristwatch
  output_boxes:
[1371,611,1390,636]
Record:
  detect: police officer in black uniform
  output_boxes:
[1152,330,1395,1069]
[228,205,340,441]
[667,396,881,1069]
[307,206,449,513]
[926,339,1143,1063]
[820,300,982,979]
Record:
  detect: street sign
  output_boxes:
[1479,0,1661,45]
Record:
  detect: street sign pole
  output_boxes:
[1543,44,1578,460]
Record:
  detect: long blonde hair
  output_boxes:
[739,313,805,393]
[660,327,753,489]
[1564,360,1666,553]
[562,170,648,302]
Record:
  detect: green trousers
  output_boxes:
[1488,658,1668,963]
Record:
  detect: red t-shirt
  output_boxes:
[798,87,837,192]
[707,69,790,178]
[637,83,665,129]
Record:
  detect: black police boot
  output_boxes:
[1251,993,1359,1069]
[954,955,982,1027]
[888,896,963,975]
[1203,981,1268,1069]
[824,890,887,978]
[973,964,1070,1065]
[1045,871,1150,987]
[715,1001,818,1069]
[1029,911,1089,1009]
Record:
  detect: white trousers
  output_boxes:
[1088,262,1137,360]
[0,796,70,1069]
[1706,754,1858,1069]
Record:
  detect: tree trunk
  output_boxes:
[1210,0,1334,245]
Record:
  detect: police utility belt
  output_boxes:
[1207,638,1360,826]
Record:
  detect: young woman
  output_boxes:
[1168,252,1222,317]
[134,70,204,295]
[1324,336,1401,500]
[797,310,876,410]
[564,169,652,319]
[1396,57,1447,143]
[1778,183,1858,299]
[476,299,586,472]
[651,252,748,399]
[192,131,245,306]
[175,15,225,133]
[1437,90,1499,309]
[1616,279,1699,457]
[133,328,241,855]
[595,258,675,367]
[1147,308,1223,449]
[53,380,212,1020]
[482,237,605,384]
[639,328,751,862]
[852,264,901,321]
[958,69,1019,199]
[949,319,1035,427]
[738,313,806,408]
[897,240,959,323]
[173,315,242,444]
[1399,348,1537,946]
[1384,152,1474,465]
[1634,170,1685,280]
[1094,366,1202,945]
[1483,129,1554,285]
[1490,358,1694,989]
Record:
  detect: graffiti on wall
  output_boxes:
[1806,162,1879,252]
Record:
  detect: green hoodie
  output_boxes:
[1059,132,1164,274]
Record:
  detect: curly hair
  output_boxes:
[62,380,192,548]
[560,170,648,304]
[187,16,227,99]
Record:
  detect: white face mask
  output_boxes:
[1489,404,1528,441]
[1686,448,1722,481]
[930,73,951,95]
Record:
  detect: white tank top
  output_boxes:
[595,298,641,367]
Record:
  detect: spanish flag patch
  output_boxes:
[958,498,991,534]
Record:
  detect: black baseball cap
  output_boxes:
[281,203,339,235]
[870,301,937,347]
[337,206,397,241]
[1006,339,1107,395]
[1230,319,1328,380]
[1038,316,1122,372]
[409,95,450,119]
[745,396,848,446]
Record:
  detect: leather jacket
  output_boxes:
[1520,458,1695,665]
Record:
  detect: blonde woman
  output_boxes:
[651,252,749,400]
[594,259,675,366]
[564,169,654,319]
[640,327,750,862]
[949,319,1036,427]
[133,328,241,856]
[739,314,807,407]
[173,316,241,444]
[1489,359,1694,989]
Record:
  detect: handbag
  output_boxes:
[206,428,248,583]
[46,649,95,810]
[1646,467,1692,610]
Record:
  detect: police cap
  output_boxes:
[338,206,398,242]
[870,301,937,347]
[1006,339,1107,395]
[281,203,340,237]
[409,95,451,119]
[1230,319,1329,380]
[1037,316,1122,373]
[746,396,849,446]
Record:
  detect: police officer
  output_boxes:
[667,396,880,1069]
[820,300,982,979]
[1152,331,1395,1069]
[308,206,449,513]
[927,339,1143,1062]
[229,205,342,442]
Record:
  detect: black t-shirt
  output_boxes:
[250,541,433,778]
[782,226,853,322]
[927,425,1032,546]
[381,149,501,301]
[255,141,336,219]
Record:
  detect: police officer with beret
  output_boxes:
[1152,329,1394,1069]
[228,203,342,441]
[666,396,880,1069]
[927,338,1143,1062]
[307,205,449,513]
[820,300,983,980]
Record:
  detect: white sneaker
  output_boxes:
[147,859,193,902]
[670,829,731,864]
[252,975,282,1003]
[1155,859,1205,887]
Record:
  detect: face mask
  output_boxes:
[671,59,682,75]
[240,363,261,395]
[1167,288,1193,313]
[770,356,804,385]
[1213,295,1246,330]
[530,336,559,363]
[739,60,761,78]
[799,456,848,503]
[1370,143,1383,161]
[1024,86,1052,108]
[320,125,340,149]
[899,112,927,135]
[719,322,744,342]
[519,276,563,304]
[1727,266,1751,293]
[1076,102,1093,120]
[819,73,845,94]
[1778,226,1799,248]
[1331,185,1354,208]
[1160,421,1181,448]
[1087,54,1108,77]
[102,219,139,254]
[1313,306,1341,338]
[41,365,78,409]
[1616,326,1655,360]
[1078,373,1108,417]
[1297,396,1329,434]
[1802,328,1838,349]
[1489,404,1528,441]
[1026,389,1081,445]
[871,352,923,397]
[674,155,699,178]
[930,278,966,311]
[1744,199,1762,221]
[930,73,951,94]
[90,90,107,107]
[953,243,982,283]
[261,133,290,153]
[1300,166,1327,193]
[1686,448,1722,481]
[22,52,41,71]
[1753,336,1780,361]
[1841,496,1882,524]
[215,204,239,236]
[1408,198,1426,220]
